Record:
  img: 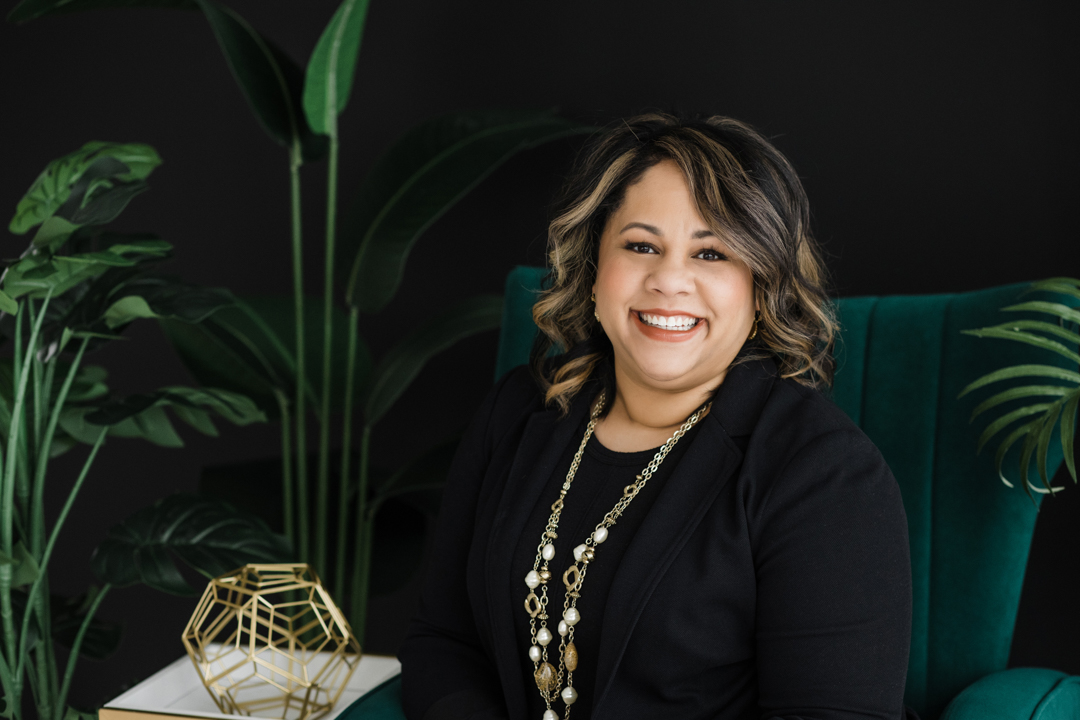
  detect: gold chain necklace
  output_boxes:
[522,391,711,720]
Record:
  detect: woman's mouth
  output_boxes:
[637,312,701,331]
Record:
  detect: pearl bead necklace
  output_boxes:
[523,392,710,719]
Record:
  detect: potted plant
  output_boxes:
[8,0,593,641]
[0,140,292,720]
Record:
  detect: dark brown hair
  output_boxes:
[531,113,836,415]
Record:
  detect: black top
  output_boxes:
[512,424,701,718]
[400,357,913,720]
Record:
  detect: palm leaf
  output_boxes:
[1029,278,1080,302]
[993,419,1041,488]
[976,403,1052,454]
[970,384,1074,421]
[1001,300,1080,325]
[961,327,1080,365]
[1061,393,1078,483]
[959,363,1080,397]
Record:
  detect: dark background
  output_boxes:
[1,0,1078,709]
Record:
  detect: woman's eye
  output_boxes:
[696,248,728,261]
[625,242,658,254]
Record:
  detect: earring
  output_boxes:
[592,293,600,322]
[748,312,760,340]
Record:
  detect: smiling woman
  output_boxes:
[399,114,914,720]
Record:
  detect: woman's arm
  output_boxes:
[751,428,912,720]
[399,369,530,720]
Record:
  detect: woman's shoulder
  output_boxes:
[760,372,873,452]
[471,364,547,440]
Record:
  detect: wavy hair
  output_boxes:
[531,113,836,415]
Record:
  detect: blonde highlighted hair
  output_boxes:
[532,113,837,415]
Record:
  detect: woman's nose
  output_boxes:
[646,254,694,296]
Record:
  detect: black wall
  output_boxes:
[1,0,1078,708]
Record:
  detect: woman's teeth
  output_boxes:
[638,312,699,330]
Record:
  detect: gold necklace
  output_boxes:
[523,392,711,720]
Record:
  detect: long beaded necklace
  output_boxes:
[522,391,711,720]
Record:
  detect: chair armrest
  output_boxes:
[337,675,406,720]
[940,668,1080,720]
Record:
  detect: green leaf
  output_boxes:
[1028,278,1080,302]
[91,494,292,595]
[1035,402,1063,492]
[51,587,122,660]
[969,384,1074,421]
[61,386,264,447]
[160,319,282,416]
[1062,393,1078,483]
[103,295,158,328]
[31,216,79,250]
[961,327,1080,365]
[0,542,40,587]
[4,254,113,299]
[192,0,327,162]
[1002,300,1080,326]
[161,295,372,416]
[8,0,196,23]
[9,142,160,235]
[992,419,1040,488]
[976,403,1052,454]
[364,295,503,424]
[302,0,371,135]
[0,291,18,316]
[959,364,1080,397]
[343,111,594,312]
[966,320,1080,347]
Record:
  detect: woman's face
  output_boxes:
[593,160,757,395]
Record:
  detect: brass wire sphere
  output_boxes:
[181,563,361,720]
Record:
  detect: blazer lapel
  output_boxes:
[485,391,593,719]
[592,357,777,714]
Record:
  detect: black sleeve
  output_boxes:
[399,370,525,720]
[751,429,912,720]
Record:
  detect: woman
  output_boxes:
[400,114,912,720]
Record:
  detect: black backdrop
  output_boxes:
[1,0,1078,708]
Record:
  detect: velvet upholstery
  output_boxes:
[339,266,1078,720]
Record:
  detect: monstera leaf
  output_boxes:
[60,386,265,447]
[9,142,160,239]
[91,494,292,595]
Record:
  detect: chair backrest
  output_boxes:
[494,265,1076,720]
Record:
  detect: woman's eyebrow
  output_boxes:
[620,221,662,236]
[619,222,716,240]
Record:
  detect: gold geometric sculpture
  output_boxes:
[182,563,362,720]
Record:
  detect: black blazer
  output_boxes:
[400,356,912,720]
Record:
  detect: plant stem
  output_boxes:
[335,307,359,600]
[350,425,372,642]
[2,293,50,700]
[275,390,295,549]
[28,301,42,460]
[317,131,340,577]
[16,374,102,687]
[290,144,310,561]
[31,338,88,561]
[54,582,111,719]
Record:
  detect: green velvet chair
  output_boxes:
[341,266,1080,720]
